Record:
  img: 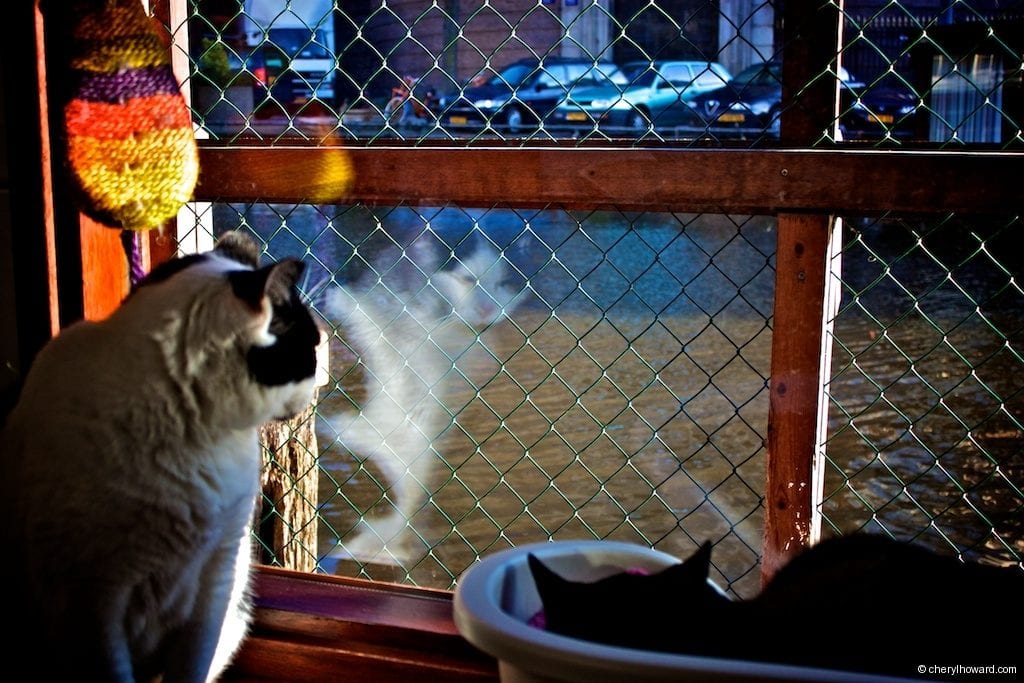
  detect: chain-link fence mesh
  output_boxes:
[178,198,1024,592]
[194,203,773,594]
[185,0,1022,147]
[822,214,1024,566]
[175,1,1024,592]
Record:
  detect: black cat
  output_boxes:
[529,535,1022,678]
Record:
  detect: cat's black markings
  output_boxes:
[529,535,1022,677]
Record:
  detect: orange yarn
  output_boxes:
[64,0,197,231]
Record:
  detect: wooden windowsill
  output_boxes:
[222,566,499,683]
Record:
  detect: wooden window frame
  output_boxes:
[9,1,1023,680]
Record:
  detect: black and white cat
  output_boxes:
[529,535,1023,677]
[0,232,321,682]
[322,230,527,564]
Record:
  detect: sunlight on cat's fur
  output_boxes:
[0,233,321,682]
[320,230,529,565]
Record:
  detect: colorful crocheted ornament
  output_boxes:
[63,0,198,231]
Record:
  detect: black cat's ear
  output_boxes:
[528,553,566,598]
[215,231,261,268]
[677,540,713,580]
[230,259,304,311]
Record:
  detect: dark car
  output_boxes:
[681,61,919,141]
[839,75,920,141]
[438,57,623,134]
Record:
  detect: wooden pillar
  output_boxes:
[259,405,321,573]
[79,217,133,320]
[3,0,61,393]
[762,0,845,581]
[779,1,845,146]
[148,0,186,269]
[763,213,837,581]
[258,340,330,572]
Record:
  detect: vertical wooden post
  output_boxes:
[763,214,836,581]
[4,0,61,374]
[779,1,845,146]
[79,217,133,320]
[761,0,846,582]
[148,0,187,270]
[259,405,321,573]
[258,339,330,572]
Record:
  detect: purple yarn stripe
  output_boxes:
[122,230,147,289]
[77,67,180,103]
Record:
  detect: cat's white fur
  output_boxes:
[1,244,318,682]
[324,235,526,564]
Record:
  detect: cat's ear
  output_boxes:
[215,231,261,268]
[528,553,567,599]
[230,259,305,311]
[674,540,713,581]
[264,259,305,304]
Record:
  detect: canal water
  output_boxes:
[820,216,1024,571]
[218,204,1023,594]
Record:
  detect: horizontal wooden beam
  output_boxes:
[195,144,1024,215]
[223,566,498,683]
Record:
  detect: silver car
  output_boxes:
[548,60,733,134]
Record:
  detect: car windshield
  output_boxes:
[489,64,535,88]
[627,70,658,88]
[730,63,780,86]
[573,65,627,88]
[621,62,655,85]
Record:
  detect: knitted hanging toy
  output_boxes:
[62,0,198,234]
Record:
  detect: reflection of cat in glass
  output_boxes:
[323,230,528,563]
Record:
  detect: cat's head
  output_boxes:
[430,240,527,329]
[527,541,728,653]
[130,231,322,427]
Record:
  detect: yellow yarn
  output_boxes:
[64,0,198,231]
[68,127,198,230]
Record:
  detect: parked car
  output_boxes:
[547,60,732,133]
[840,75,920,141]
[438,57,625,133]
[681,61,919,141]
[681,61,785,138]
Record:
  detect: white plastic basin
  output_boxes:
[453,540,915,683]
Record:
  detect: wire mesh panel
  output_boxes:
[185,1,1023,146]
[172,1,1024,594]
[822,215,1024,567]
[185,203,774,593]
[837,5,1023,148]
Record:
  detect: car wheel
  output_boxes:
[505,106,525,134]
[628,108,651,133]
